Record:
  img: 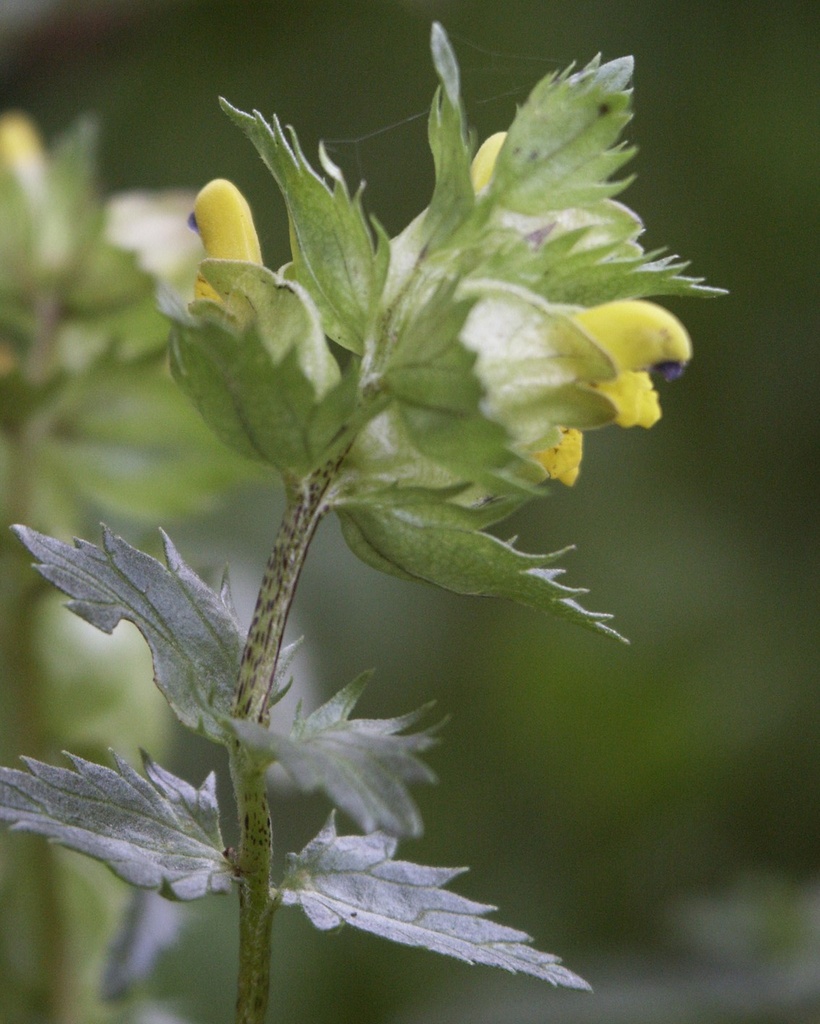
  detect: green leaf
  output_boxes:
[421,24,475,250]
[280,815,589,988]
[220,99,388,353]
[337,498,626,641]
[458,282,618,448]
[231,674,438,837]
[192,260,341,397]
[12,525,243,741]
[0,751,232,900]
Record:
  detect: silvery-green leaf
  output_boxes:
[12,525,242,741]
[0,751,232,901]
[280,816,589,989]
[232,674,437,837]
[489,56,635,214]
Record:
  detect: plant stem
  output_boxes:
[1,431,77,1024]
[231,462,338,1024]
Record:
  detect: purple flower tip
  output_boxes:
[653,360,686,382]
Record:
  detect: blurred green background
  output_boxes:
[1,0,818,1021]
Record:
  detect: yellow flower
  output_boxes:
[469,135,693,487]
[0,110,45,200]
[0,110,43,167]
[190,178,262,301]
[532,301,691,485]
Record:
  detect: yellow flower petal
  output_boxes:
[470,132,506,193]
[533,428,583,486]
[572,299,692,375]
[592,370,661,429]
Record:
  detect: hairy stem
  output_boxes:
[234,464,337,724]
[231,462,338,1024]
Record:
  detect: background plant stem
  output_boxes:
[0,429,77,1024]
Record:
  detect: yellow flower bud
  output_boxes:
[533,428,583,487]
[191,178,262,301]
[470,132,506,193]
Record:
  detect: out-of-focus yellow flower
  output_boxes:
[0,110,45,199]
[0,111,43,167]
[470,132,506,192]
[190,178,262,301]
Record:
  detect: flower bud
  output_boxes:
[190,178,262,301]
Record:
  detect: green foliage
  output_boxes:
[168,262,360,474]
[0,751,231,900]
[422,23,475,249]
[280,814,590,988]
[337,495,625,640]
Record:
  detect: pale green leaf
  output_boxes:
[0,751,232,900]
[421,24,475,250]
[280,815,589,988]
[489,56,635,213]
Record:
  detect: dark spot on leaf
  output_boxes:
[599,103,610,116]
